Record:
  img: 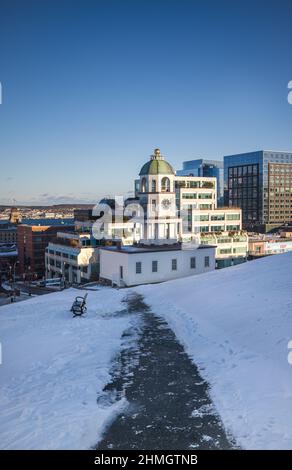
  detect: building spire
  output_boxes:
[151,148,164,161]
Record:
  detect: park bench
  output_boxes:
[71,293,88,317]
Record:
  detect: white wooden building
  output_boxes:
[100,243,215,287]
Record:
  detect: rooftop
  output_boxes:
[20,218,74,226]
[139,148,175,176]
[100,243,215,254]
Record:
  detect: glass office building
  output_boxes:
[224,150,292,231]
[177,159,224,205]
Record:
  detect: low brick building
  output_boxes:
[17,222,74,278]
[0,221,17,244]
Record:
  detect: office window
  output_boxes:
[226,213,240,220]
[190,257,196,269]
[136,261,142,274]
[211,225,225,232]
[204,256,210,267]
[211,214,225,221]
[226,225,240,231]
[171,259,177,271]
[152,260,158,272]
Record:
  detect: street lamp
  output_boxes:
[8,265,13,285]
[27,266,31,296]
[13,261,19,284]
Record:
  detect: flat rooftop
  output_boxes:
[20,218,74,226]
[100,243,215,254]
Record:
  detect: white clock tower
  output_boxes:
[137,149,180,244]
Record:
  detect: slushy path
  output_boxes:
[97,294,235,450]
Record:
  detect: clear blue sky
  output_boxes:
[1,0,292,205]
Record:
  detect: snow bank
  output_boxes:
[137,252,292,449]
[0,287,131,449]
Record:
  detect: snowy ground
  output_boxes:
[0,287,131,450]
[2,253,292,450]
[137,252,292,450]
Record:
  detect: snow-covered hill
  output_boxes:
[138,252,292,449]
[0,288,131,450]
[1,253,292,450]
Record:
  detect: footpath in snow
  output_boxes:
[137,252,292,450]
[98,294,234,450]
[0,287,132,450]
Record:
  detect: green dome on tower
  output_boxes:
[139,148,175,176]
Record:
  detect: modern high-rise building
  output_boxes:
[224,150,292,232]
[177,159,224,205]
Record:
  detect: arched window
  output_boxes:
[151,179,157,192]
[161,177,170,192]
[141,177,147,192]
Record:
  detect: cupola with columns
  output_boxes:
[138,149,180,244]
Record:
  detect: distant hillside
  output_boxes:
[0,204,95,210]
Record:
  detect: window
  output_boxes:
[211,214,225,221]
[141,177,147,192]
[152,260,158,272]
[200,204,213,210]
[171,259,177,271]
[219,248,232,254]
[161,177,170,192]
[226,225,240,231]
[226,213,240,220]
[151,180,157,192]
[198,193,213,199]
[204,256,210,267]
[211,225,225,232]
[136,262,142,274]
[120,266,123,279]
[190,257,196,269]
[233,247,247,254]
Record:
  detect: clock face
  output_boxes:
[161,198,171,210]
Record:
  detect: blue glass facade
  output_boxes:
[177,159,224,205]
[224,151,292,229]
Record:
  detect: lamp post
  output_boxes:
[8,264,13,286]
[13,260,19,284]
[27,266,31,296]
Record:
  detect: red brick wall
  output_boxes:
[17,225,74,278]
